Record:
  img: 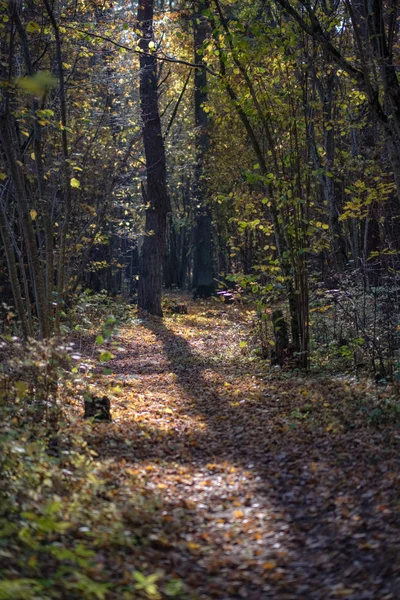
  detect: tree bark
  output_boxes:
[0,116,49,338]
[0,193,32,338]
[308,69,347,268]
[11,2,54,313]
[192,0,214,298]
[43,0,72,331]
[137,0,170,316]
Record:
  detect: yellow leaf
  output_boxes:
[233,510,244,519]
[206,463,218,471]
[30,209,37,221]
[26,21,40,33]
[70,177,80,188]
[163,407,173,414]
[263,561,277,570]
[15,381,28,397]
[187,541,201,551]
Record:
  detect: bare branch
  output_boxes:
[62,24,219,77]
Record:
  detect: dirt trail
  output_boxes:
[87,300,400,600]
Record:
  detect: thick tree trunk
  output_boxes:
[137,0,170,316]
[192,0,214,298]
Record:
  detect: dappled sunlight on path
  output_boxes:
[85,300,400,599]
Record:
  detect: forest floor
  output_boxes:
[77,295,400,600]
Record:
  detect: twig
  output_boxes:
[62,24,219,76]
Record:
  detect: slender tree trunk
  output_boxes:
[276,0,400,203]
[308,69,346,268]
[0,116,49,337]
[11,2,54,317]
[0,196,32,338]
[137,0,170,316]
[192,0,214,298]
[43,0,72,331]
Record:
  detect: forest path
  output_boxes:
[86,298,400,600]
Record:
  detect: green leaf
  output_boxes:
[26,21,40,33]
[99,351,114,362]
[164,578,185,597]
[0,579,43,600]
[133,571,161,599]
[95,335,104,345]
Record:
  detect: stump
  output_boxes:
[171,303,188,314]
[84,395,112,422]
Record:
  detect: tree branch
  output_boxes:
[62,24,219,76]
[274,0,364,84]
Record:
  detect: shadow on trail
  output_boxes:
[135,316,400,600]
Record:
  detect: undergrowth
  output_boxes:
[0,332,184,600]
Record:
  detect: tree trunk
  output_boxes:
[192,0,214,298]
[0,195,32,338]
[43,0,72,332]
[308,70,347,268]
[137,0,170,316]
[0,116,49,338]
[11,2,55,319]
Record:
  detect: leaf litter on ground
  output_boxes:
[2,295,400,599]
